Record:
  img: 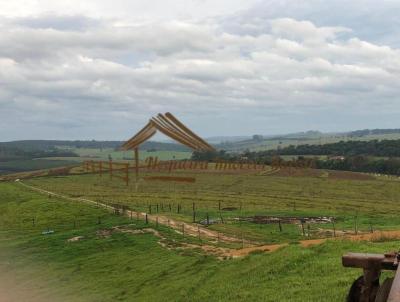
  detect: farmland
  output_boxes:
[24,166,400,245]
[2,164,400,301]
[67,147,192,161]
[0,159,77,175]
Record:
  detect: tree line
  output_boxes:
[0,146,78,162]
[256,139,400,157]
[191,139,400,176]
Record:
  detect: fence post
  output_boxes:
[354,213,358,235]
[125,163,129,186]
[145,213,148,224]
[278,219,282,232]
[109,160,113,179]
[332,219,336,237]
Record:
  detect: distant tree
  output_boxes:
[252,135,263,142]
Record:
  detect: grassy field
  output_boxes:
[22,167,400,246]
[1,180,400,301]
[0,159,77,175]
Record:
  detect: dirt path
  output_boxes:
[17,181,253,246]
[17,181,400,258]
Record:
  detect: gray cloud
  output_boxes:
[1,3,400,140]
[222,0,400,47]
[12,14,101,31]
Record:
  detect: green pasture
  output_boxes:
[1,181,399,301]
[24,167,400,245]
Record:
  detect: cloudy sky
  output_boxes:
[1,0,400,141]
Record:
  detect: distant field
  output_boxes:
[58,147,192,161]
[0,159,77,175]
[5,148,194,177]
[221,133,400,152]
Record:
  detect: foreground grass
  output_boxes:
[1,181,399,301]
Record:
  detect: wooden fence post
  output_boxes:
[125,163,129,186]
[332,219,336,237]
[134,148,139,182]
[192,202,196,222]
[354,213,358,235]
[109,160,113,179]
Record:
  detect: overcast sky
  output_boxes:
[1,0,400,141]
